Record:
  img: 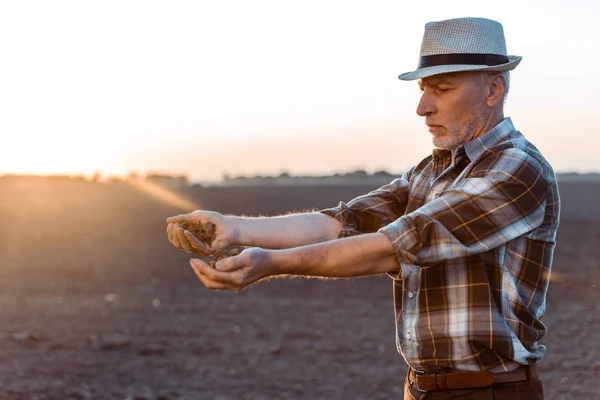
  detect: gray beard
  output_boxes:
[435,107,488,150]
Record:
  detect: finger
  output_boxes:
[166,213,190,224]
[191,258,235,283]
[210,238,231,254]
[171,224,183,249]
[173,224,190,250]
[190,259,239,291]
[214,256,243,273]
[191,258,243,288]
[184,230,211,254]
[167,223,176,244]
[175,226,195,252]
[190,259,228,290]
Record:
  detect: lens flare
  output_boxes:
[126,179,199,212]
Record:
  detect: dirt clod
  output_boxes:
[180,221,216,245]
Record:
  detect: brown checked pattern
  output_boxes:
[321,118,560,373]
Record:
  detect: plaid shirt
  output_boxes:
[321,118,560,373]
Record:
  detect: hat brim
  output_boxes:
[398,55,522,81]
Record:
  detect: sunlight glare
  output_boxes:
[126,179,199,212]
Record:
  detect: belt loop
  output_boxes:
[440,372,449,394]
[434,372,448,392]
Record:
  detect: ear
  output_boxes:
[486,74,506,107]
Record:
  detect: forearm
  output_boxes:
[270,232,399,277]
[233,212,342,249]
[189,231,400,292]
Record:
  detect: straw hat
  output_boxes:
[398,17,522,81]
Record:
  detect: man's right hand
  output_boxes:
[166,210,240,256]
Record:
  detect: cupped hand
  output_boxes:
[189,247,275,292]
[166,210,240,256]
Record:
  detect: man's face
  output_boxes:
[417,72,492,150]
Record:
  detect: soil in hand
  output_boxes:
[180,221,245,267]
[201,245,246,268]
[181,220,216,244]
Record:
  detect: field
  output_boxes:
[0,176,598,400]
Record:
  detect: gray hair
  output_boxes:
[482,71,510,103]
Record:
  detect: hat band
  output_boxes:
[419,53,510,68]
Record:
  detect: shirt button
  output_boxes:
[405,332,411,340]
[408,291,414,299]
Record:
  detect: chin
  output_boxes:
[432,134,464,150]
[432,138,451,150]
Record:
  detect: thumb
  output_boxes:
[210,238,231,254]
[214,255,243,273]
[166,213,188,224]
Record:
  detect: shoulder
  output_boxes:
[494,131,549,166]
[471,131,556,185]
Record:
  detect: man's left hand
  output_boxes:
[189,247,276,292]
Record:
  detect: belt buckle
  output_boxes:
[414,370,429,393]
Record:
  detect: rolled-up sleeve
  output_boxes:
[320,169,413,238]
[379,149,549,279]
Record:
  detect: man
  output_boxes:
[167,17,560,399]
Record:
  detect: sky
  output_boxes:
[1,0,599,182]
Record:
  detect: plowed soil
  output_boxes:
[0,176,598,400]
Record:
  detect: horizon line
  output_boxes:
[2,169,600,184]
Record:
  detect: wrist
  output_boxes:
[265,248,293,276]
[227,215,249,246]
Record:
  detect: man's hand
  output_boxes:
[189,247,276,292]
[166,210,240,256]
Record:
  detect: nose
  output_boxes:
[416,91,436,117]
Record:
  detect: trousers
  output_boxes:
[403,368,544,399]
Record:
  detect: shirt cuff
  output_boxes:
[320,205,361,238]
[378,216,421,280]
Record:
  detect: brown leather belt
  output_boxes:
[409,364,539,392]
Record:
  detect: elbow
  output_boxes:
[315,213,343,242]
[323,218,343,242]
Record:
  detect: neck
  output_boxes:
[450,109,505,163]
[473,108,504,141]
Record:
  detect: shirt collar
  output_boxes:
[463,117,515,162]
[430,117,515,163]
